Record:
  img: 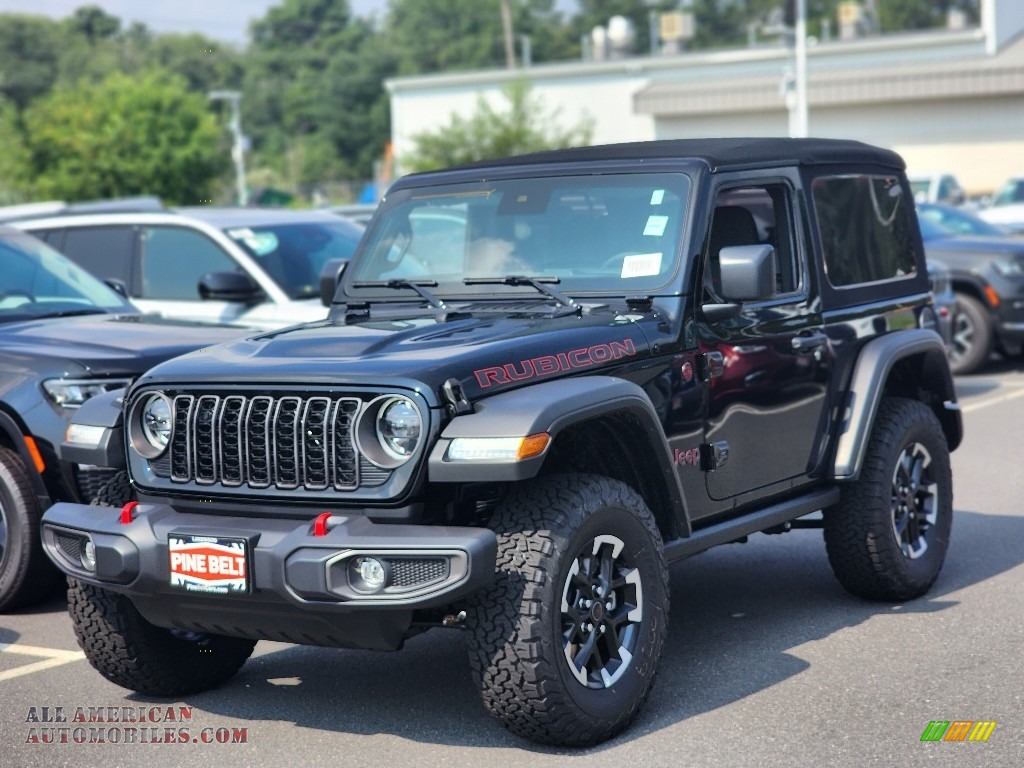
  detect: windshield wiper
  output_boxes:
[352,279,447,309]
[31,308,109,319]
[463,275,579,311]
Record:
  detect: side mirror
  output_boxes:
[198,271,264,304]
[104,278,129,298]
[319,258,348,306]
[719,244,776,302]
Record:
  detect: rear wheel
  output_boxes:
[466,474,668,747]
[823,397,953,601]
[948,293,991,375]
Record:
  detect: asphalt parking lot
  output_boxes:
[2,358,1022,768]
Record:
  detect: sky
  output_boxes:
[0,0,578,44]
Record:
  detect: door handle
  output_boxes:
[791,332,827,352]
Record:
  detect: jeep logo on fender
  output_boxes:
[474,339,637,389]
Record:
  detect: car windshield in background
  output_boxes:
[349,173,691,297]
[0,230,133,321]
[917,216,957,241]
[226,220,363,300]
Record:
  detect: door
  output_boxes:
[699,179,832,502]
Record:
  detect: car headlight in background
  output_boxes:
[355,395,423,468]
[43,378,131,409]
[128,392,172,459]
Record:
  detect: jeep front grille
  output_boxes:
[168,394,361,491]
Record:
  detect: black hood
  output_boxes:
[0,313,252,376]
[137,307,662,401]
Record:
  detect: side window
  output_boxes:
[706,184,799,298]
[139,226,237,300]
[60,226,134,285]
[811,174,917,287]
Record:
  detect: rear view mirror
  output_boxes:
[319,258,348,306]
[198,272,264,304]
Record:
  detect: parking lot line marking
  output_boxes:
[0,643,85,682]
[961,387,1024,414]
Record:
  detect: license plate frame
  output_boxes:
[168,534,248,595]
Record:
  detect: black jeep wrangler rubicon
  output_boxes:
[42,138,961,747]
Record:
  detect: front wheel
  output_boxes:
[823,397,953,601]
[466,474,669,747]
[68,579,255,696]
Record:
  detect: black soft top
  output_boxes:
[439,137,904,174]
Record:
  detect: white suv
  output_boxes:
[14,207,363,330]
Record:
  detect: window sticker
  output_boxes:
[650,190,665,205]
[620,252,662,278]
[643,215,669,237]
[228,229,279,256]
[226,228,254,239]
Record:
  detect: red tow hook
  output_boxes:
[313,511,340,537]
[120,501,139,524]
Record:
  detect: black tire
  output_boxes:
[68,578,256,696]
[90,470,134,507]
[466,474,669,747]
[823,397,953,601]
[948,293,991,375]
[0,446,63,612]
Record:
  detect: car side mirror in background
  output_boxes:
[104,278,129,298]
[198,271,264,304]
[319,258,348,306]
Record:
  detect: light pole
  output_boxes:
[791,0,808,138]
[208,90,248,206]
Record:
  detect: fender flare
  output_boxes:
[428,375,686,517]
[832,329,962,480]
[60,388,127,469]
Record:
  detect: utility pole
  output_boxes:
[500,0,517,69]
[208,90,248,206]
[791,0,809,138]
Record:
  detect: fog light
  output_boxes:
[82,539,97,571]
[350,556,387,593]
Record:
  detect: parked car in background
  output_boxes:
[325,203,378,225]
[919,216,1024,374]
[0,227,251,611]
[927,259,958,349]
[12,207,364,330]
[908,172,966,206]
[918,202,1012,237]
[978,176,1024,234]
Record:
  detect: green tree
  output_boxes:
[404,80,594,172]
[15,70,227,203]
[0,15,62,109]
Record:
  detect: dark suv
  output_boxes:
[42,139,961,747]
[0,227,247,611]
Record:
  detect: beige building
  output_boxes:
[386,0,1024,196]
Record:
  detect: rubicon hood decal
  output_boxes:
[474,339,637,388]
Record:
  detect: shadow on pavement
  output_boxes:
[117,507,1023,753]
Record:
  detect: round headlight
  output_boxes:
[129,392,172,459]
[376,397,422,460]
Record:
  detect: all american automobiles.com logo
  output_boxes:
[24,706,248,745]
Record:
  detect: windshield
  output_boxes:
[0,230,133,322]
[226,219,364,299]
[349,173,690,298]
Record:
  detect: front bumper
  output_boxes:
[41,502,496,650]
